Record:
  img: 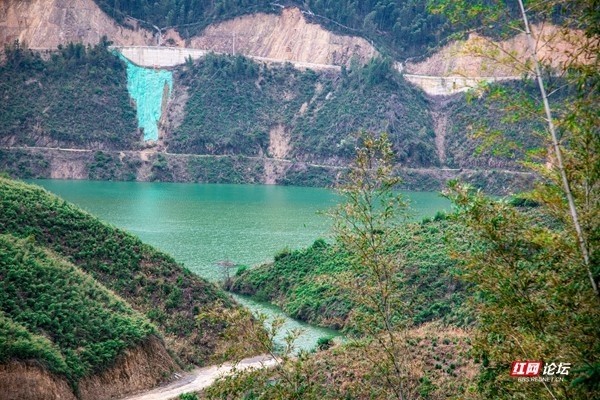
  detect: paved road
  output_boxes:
[119,355,278,400]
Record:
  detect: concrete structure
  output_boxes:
[113,46,521,96]
[113,46,341,72]
[115,46,209,68]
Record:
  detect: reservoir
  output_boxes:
[30,180,450,350]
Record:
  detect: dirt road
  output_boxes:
[119,355,278,400]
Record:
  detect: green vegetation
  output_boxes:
[442,80,568,170]
[430,1,600,398]
[179,393,199,400]
[0,40,138,150]
[0,234,155,384]
[0,149,49,179]
[213,134,477,399]
[447,184,600,399]
[0,44,541,193]
[185,155,264,184]
[206,322,474,400]
[172,54,437,166]
[229,217,469,331]
[88,151,140,181]
[0,312,69,378]
[0,177,257,366]
[93,0,272,38]
[92,1,454,58]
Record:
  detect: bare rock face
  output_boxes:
[0,2,376,65]
[0,0,153,48]
[189,7,378,66]
[0,361,76,400]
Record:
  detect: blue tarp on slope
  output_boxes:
[120,55,173,142]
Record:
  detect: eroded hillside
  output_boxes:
[189,7,378,66]
[0,0,153,48]
[0,1,376,66]
[1,0,581,80]
[406,24,584,77]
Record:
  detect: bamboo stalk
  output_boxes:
[516,0,598,297]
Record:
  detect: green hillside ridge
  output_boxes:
[0,45,541,193]
[227,214,471,331]
[0,40,138,150]
[170,54,437,166]
[0,176,257,366]
[0,234,156,385]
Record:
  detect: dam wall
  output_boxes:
[115,46,210,68]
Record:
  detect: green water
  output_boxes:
[30,180,450,350]
[120,55,173,142]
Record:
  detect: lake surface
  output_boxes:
[30,180,450,350]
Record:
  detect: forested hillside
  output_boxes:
[0,38,544,193]
[0,177,258,369]
[228,216,469,331]
[170,54,437,165]
[92,0,453,58]
[0,46,541,192]
[0,234,165,387]
[0,40,138,150]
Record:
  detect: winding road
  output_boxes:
[119,355,278,400]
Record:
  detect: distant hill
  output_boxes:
[0,44,539,194]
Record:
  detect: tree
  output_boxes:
[446,182,600,399]
[430,0,599,297]
[428,0,600,398]
[328,132,418,399]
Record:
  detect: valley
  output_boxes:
[0,0,598,399]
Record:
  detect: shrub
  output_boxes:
[316,336,334,351]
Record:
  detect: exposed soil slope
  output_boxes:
[0,361,76,400]
[0,2,375,66]
[189,7,377,66]
[0,0,153,48]
[78,336,179,400]
[0,338,179,400]
[1,0,581,79]
[406,24,584,77]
